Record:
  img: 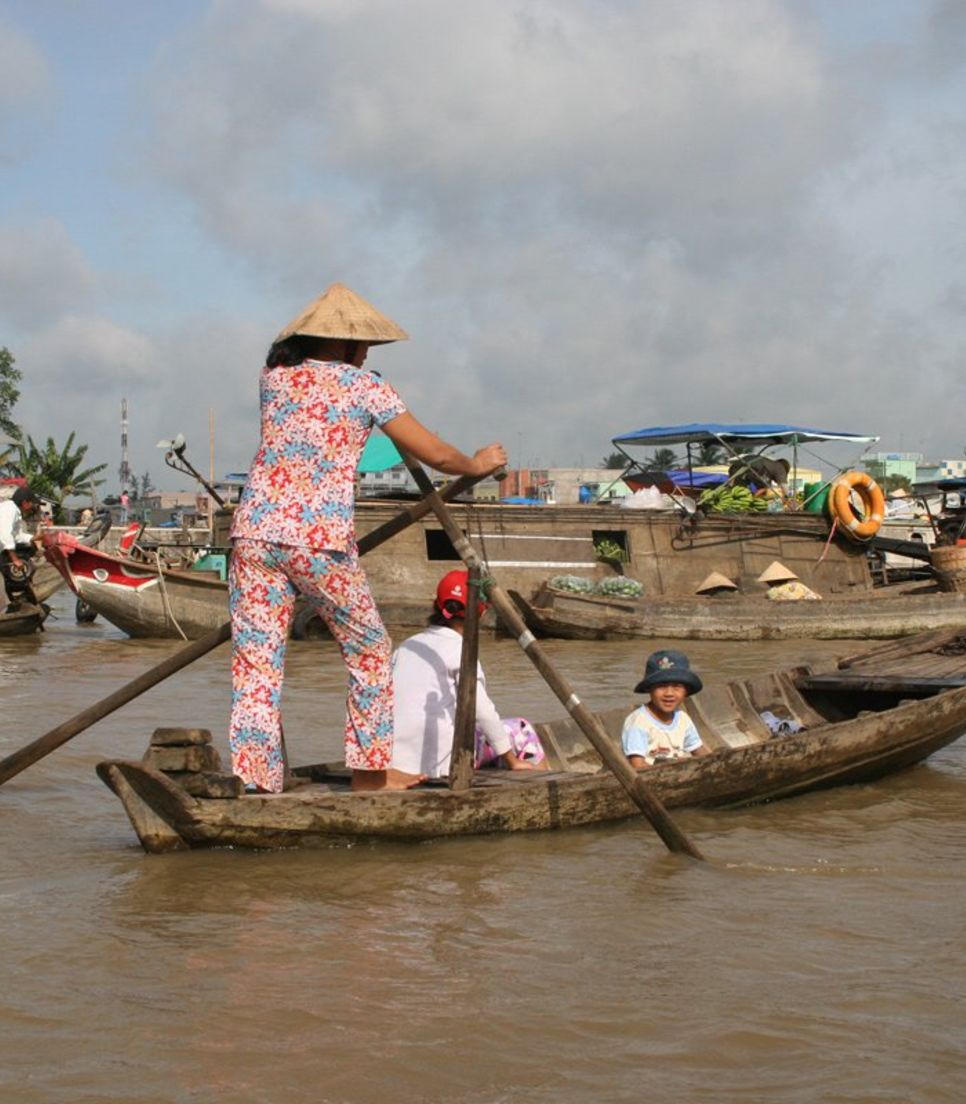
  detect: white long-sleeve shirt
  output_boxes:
[0,499,32,552]
[390,624,511,778]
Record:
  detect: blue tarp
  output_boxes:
[501,496,545,505]
[613,423,878,449]
[663,469,728,487]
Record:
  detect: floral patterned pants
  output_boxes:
[228,538,393,792]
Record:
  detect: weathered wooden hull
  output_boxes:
[31,561,65,604]
[510,584,966,641]
[0,603,48,636]
[43,538,437,639]
[43,541,228,639]
[96,674,966,852]
[52,502,879,639]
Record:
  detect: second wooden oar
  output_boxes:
[0,469,490,787]
[401,455,705,860]
[448,563,481,791]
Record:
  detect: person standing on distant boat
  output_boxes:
[0,486,43,609]
[228,282,507,795]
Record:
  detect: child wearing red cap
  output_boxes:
[390,570,547,779]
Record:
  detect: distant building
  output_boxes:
[357,464,419,497]
[936,457,966,479]
[357,463,503,501]
[864,451,922,484]
[499,468,629,505]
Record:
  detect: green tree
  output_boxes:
[644,447,679,472]
[695,441,725,466]
[881,473,912,494]
[600,451,626,469]
[0,346,22,440]
[10,432,108,522]
[131,470,156,500]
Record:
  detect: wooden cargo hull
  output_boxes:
[510,583,966,642]
[43,540,228,639]
[0,603,48,636]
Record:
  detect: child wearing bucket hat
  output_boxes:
[621,649,710,768]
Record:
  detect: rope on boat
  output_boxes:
[816,517,839,567]
[154,551,188,640]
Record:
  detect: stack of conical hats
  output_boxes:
[275,283,409,345]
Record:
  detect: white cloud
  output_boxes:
[0,218,97,330]
[12,0,965,479]
[0,16,51,159]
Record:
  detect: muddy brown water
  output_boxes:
[2,590,964,1104]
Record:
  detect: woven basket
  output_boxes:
[930,544,966,593]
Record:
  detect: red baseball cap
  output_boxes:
[435,570,487,619]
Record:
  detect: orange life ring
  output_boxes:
[829,471,885,540]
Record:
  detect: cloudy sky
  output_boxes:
[2,0,965,494]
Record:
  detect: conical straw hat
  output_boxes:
[275,283,409,345]
[757,560,799,584]
[695,571,738,594]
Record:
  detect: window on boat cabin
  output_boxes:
[591,529,630,563]
[425,528,461,561]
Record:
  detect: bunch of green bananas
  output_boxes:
[697,485,770,513]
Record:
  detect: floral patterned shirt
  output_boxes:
[230,359,406,551]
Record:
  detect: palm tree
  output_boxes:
[10,432,108,522]
[600,451,626,470]
[0,346,21,440]
[644,447,679,472]
[695,441,725,466]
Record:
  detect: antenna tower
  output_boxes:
[119,397,132,489]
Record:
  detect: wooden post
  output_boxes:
[400,454,705,860]
[0,468,497,787]
[448,564,481,791]
[208,408,215,536]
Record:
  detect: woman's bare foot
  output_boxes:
[351,768,425,792]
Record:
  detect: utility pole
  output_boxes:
[119,397,132,490]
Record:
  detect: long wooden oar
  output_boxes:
[0,470,490,787]
[402,455,705,860]
[448,563,481,791]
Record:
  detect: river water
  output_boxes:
[2,590,964,1104]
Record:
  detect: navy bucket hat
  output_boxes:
[634,649,703,695]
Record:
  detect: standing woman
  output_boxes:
[229,283,507,794]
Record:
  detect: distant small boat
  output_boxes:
[42,534,227,639]
[96,629,966,852]
[40,533,429,640]
[0,603,49,637]
[509,580,966,642]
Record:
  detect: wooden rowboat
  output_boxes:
[42,536,228,639]
[40,534,430,640]
[0,602,49,636]
[97,630,966,852]
[509,581,966,642]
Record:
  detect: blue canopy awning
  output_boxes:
[613,423,878,450]
[357,433,403,474]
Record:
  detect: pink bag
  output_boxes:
[474,717,546,768]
